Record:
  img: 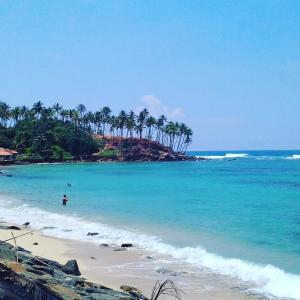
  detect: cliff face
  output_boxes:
[93,137,193,162]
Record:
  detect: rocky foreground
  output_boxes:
[0,239,147,300]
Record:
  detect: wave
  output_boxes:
[1,197,300,300]
[196,153,249,160]
[287,155,300,160]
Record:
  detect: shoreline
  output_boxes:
[1,189,300,300]
[0,217,256,300]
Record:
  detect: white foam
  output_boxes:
[1,196,300,300]
[197,153,249,160]
[287,155,300,160]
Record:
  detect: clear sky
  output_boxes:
[1,0,299,150]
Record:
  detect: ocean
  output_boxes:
[1,150,300,299]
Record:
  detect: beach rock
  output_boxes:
[23,222,30,227]
[0,249,16,262]
[16,246,31,254]
[33,242,38,245]
[120,285,148,299]
[31,265,55,276]
[100,243,109,247]
[61,259,81,276]
[7,225,21,230]
[145,255,156,261]
[0,243,16,261]
[87,232,99,236]
[121,243,133,248]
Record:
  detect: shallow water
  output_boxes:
[1,150,300,299]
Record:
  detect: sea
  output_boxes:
[1,150,300,299]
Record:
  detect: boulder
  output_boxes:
[121,243,133,248]
[7,225,21,230]
[120,285,148,299]
[87,232,99,236]
[61,259,81,276]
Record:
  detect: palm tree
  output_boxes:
[0,101,11,127]
[136,109,149,139]
[76,104,86,120]
[101,106,111,137]
[10,106,21,125]
[32,101,44,119]
[20,106,29,119]
[117,110,127,139]
[126,111,136,138]
[52,102,63,119]
[177,123,188,152]
[146,116,156,140]
[156,115,167,143]
[60,109,69,122]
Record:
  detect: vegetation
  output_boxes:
[0,101,193,160]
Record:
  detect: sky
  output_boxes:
[0,0,300,150]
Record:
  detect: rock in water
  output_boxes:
[23,222,30,227]
[7,225,21,230]
[87,232,99,236]
[61,259,81,276]
[121,243,133,248]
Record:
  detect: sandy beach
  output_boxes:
[0,219,255,300]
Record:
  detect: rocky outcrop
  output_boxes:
[94,137,200,162]
[0,241,146,300]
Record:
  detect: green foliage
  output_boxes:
[0,100,193,161]
[98,149,121,158]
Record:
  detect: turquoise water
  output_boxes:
[1,150,300,299]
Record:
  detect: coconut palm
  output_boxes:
[126,111,136,138]
[136,109,149,139]
[146,116,156,140]
[52,102,63,119]
[32,101,44,119]
[0,101,11,127]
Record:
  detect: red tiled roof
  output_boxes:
[5,149,18,154]
[0,148,12,156]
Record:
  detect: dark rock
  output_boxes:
[31,265,54,276]
[61,259,81,276]
[7,225,21,230]
[145,255,156,261]
[16,246,31,254]
[121,243,133,248]
[99,243,109,247]
[0,243,16,261]
[120,285,148,299]
[33,242,38,245]
[87,232,99,236]
[23,222,30,227]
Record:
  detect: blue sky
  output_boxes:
[0,0,299,150]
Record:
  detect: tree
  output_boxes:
[52,103,63,119]
[32,101,44,119]
[136,109,149,139]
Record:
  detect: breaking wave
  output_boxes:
[196,153,249,160]
[1,196,300,300]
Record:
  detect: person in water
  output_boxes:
[62,195,68,206]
